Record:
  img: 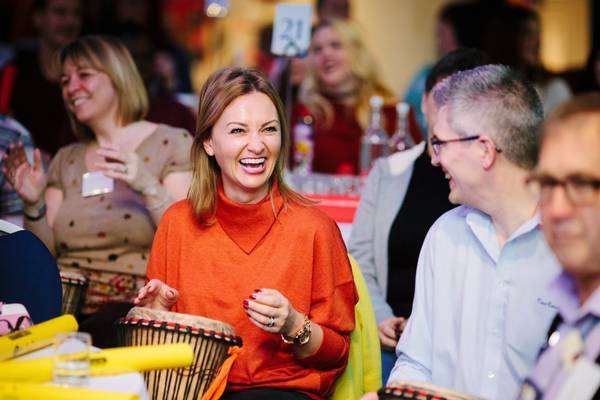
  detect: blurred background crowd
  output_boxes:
[0,0,597,179]
[1,0,597,129]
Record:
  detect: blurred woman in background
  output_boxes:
[295,19,421,175]
[3,35,192,346]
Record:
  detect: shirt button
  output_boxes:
[488,372,496,379]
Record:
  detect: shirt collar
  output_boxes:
[549,270,600,324]
[464,207,541,263]
[215,181,283,254]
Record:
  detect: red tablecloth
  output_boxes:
[304,194,360,224]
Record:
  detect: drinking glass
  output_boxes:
[53,331,91,386]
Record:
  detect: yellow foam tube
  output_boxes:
[0,343,194,382]
[0,382,139,400]
[91,343,194,375]
[0,315,78,361]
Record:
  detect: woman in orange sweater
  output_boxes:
[135,67,358,400]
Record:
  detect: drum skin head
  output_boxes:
[60,271,87,285]
[126,307,237,336]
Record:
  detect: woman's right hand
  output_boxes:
[134,279,179,310]
[2,142,46,205]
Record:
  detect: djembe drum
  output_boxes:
[60,271,87,316]
[379,381,480,400]
[117,307,242,400]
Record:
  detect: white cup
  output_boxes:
[53,332,92,386]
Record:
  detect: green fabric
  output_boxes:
[331,255,382,399]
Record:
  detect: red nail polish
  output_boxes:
[250,294,257,300]
[253,289,261,293]
[243,300,249,308]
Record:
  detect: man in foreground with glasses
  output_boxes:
[519,93,600,399]
[373,65,562,400]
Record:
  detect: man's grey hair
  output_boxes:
[432,64,543,170]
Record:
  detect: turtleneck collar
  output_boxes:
[215,181,284,254]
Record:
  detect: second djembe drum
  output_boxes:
[60,271,87,316]
[379,381,481,400]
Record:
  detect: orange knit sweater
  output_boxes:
[146,186,358,399]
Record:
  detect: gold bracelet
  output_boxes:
[281,314,311,345]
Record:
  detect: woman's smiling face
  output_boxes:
[203,91,281,204]
[310,26,353,91]
[60,57,118,126]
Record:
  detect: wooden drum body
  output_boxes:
[379,381,480,400]
[60,271,87,316]
[117,307,242,400]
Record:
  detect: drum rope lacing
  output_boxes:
[117,317,243,346]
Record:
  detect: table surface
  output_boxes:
[19,345,148,400]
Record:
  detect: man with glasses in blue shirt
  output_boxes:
[383,65,561,399]
[518,93,600,399]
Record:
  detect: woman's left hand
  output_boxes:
[243,288,303,336]
[95,146,142,186]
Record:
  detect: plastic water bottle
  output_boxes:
[293,116,314,175]
[389,102,414,153]
[360,95,389,175]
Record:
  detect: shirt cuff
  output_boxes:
[296,325,349,370]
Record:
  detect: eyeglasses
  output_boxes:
[525,174,600,206]
[430,135,503,156]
